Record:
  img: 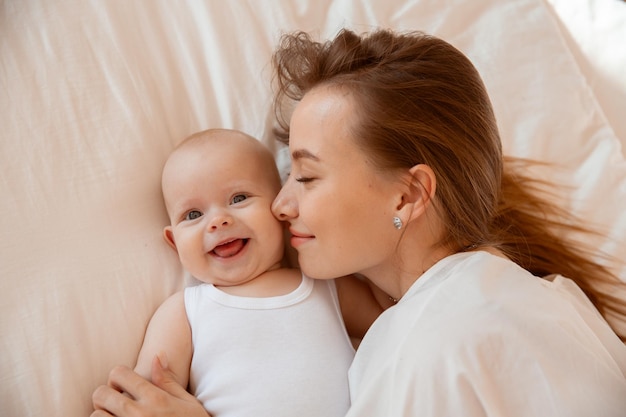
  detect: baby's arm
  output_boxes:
[134,291,193,389]
[335,275,394,340]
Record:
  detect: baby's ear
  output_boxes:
[163,227,177,252]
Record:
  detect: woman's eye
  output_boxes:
[231,194,247,204]
[295,177,314,183]
[185,210,202,221]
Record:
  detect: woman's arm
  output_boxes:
[335,275,394,340]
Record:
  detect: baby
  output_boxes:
[133,128,355,417]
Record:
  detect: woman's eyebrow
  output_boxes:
[291,149,320,161]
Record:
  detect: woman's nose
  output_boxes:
[272,185,297,221]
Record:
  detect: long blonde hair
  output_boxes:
[272,28,626,340]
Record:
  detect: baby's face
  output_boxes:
[162,138,284,286]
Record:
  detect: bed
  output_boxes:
[1,0,625,415]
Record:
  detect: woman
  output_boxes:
[92,28,626,417]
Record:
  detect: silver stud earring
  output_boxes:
[393,216,403,230]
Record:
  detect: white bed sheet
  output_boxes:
[1,1,625,416]
[547,0,626,155]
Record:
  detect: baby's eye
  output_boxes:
[185,210,202,221]
[231,194,247,204]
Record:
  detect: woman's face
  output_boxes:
[272,86,404,280]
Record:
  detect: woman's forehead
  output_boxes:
[289,88,357,157]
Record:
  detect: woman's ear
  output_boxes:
[163,227,178,252]
[396,164,436,216]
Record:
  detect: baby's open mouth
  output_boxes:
[212,238,248,258]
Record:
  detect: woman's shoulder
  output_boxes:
[435,250,564,301]
[403,250,624,357]
[400,251,600,344]
[415,250,540,304]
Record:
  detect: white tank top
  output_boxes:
[184,275,355,417]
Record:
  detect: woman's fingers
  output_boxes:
[91,365,158,417]
[107,365,150,400]
[91,380,137,417]
[90,411,114,417]
[151,353,191,400]
[91,363,209,417]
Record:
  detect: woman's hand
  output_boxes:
[91,355,209,417]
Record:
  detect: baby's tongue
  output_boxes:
[213,239,244,258]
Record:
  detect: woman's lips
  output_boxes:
[289,229,314,248]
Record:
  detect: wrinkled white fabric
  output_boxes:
[348,252,626,417]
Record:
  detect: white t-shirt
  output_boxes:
[185,274,354,417]
[348,251,626,417]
